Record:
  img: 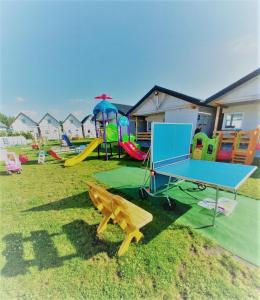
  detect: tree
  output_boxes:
[0,112,15,127]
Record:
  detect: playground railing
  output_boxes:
[137,132,151,141]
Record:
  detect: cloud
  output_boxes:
[16,96,26,103]
[21,110,38,118]
[230,34,257,55]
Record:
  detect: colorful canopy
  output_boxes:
[93,100,118,116]
[118,116,129,127]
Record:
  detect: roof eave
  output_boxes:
[205,68,260,104]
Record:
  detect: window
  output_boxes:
[224,113,243,129]
[21,118,26,124]
[70,119,74,124]
[47,119,52,124]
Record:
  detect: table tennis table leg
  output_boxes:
[165,176,173,207]
[212,187,219,226]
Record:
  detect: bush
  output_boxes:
[0,130,33,139]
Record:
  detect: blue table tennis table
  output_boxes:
[141,123,257,226]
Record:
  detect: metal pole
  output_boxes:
[94,115,98,138]
[115,113,120,159]
[127,114,131,142]
[102,112,108,160]
[94,115,100,158]
[213,187,219,226]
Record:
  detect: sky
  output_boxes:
[0,0,259,121]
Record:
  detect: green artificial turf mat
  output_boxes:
[94,166,260,266]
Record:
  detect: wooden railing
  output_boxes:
[137,132,151,140]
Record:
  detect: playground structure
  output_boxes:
[87,181,153,256]
[192,132,219,161]
[215,129,259,165]
[231,129,259,165]
[64,94,146,166]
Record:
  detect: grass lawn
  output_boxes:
[0,141,259,299]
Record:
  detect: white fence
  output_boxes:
[0,136,30,147]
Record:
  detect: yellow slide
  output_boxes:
[64,138,103,167]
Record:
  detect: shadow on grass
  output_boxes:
[23,192,93,212]
[0,171,9,176]
[8,187,192,278]
[25,184,192,242]
[1,220,119,277]
[106,186,192,243]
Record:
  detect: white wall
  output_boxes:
[216,75,260,104]
[39,115,61,140]
[83,120,96,138]
[132,92,193,116]
[165,108,198,134]
[63,116,83,137]
[12,115,39,138]
[222,102,260,130]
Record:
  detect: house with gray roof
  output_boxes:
[129,85,215,142]
[205,68,260,133]
[62,114,83,138]
[81,114,96,138]
[38,113,61,140]
[11,113,40,138]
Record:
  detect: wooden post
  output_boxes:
[213,105,221,136]
[135,116,138,140]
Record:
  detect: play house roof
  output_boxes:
[93,100,118,115]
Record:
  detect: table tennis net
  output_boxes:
[153,154,190,169]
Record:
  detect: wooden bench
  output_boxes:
[87,181,153,256]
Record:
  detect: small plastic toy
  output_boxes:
[47,149,62,160]
[192,132,219,161]
[19,154,29,164]
[38,150,45,164]
[5,152,22,174]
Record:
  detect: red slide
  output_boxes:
[48,150,62,160]
[119,141,147,161]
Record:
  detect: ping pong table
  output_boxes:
[143,123,257,226]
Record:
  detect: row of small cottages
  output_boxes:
[11,103,132,140]
[129,68,260,144]
[11,68,260,141]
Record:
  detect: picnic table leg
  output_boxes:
[212,187,219,226]
[118,229,143,256]
[97,214,112,234]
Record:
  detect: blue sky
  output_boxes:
[0,0,258,121]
